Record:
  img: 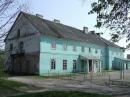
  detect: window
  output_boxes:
[17,29,20,38]
[95,49,98,54]
[51,42,56,49]
[10,44,13,51]
[19,41,24,50]
[73,45,77,52]
[116,52,118,55]
[73,60,77,69]
[63,43,67,51]
[96,64,98,68]
[63,60,67,70]
[51,59,56,70]
[81,46,85,52]
[101,50,103,54]
[112,52,114,55]
[89,47,91,53]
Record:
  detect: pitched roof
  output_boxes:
[6,12,122,48]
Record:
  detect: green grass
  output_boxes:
[0,63,8,77]
[9,91,113,97]
[0,79,27,88]
[0,79,27,97]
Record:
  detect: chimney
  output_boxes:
[36,14,43,19]
[54,19,60,23]
[96,33,100,36]
[83,27,88,34]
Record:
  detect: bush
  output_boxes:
[0,50,6,77]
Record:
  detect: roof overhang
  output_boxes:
[114,57,130,62]
[80,55,100,60]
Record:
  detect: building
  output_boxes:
[4,12,129,76]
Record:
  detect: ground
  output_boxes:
[7,70,130,97]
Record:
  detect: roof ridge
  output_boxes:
[21,11,83,32]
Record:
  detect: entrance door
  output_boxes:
[89,60,92,72]
[126,63,128,70]
[81,60,85,72]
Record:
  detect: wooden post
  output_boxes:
[70,72,71,80]
[90,71,93,83]
[84,72,85,80]
[57,71,59,79]
[48,70,49,77]
[109,74,111,86]
[120,63,122,80]
[123,62,125,79]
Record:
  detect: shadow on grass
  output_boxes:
[9,91,113,97]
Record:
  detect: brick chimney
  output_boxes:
[83,27,88,34]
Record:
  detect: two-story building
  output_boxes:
[4,12,129,76]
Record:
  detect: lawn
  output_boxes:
[0,79,27,88]
[0,79,26,97]
[9,91,113,97]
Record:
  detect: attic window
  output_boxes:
[17,29,20,38]
[19,41,24,50]
[10,43,13,51]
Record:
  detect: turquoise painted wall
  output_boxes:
[39,35,106,76]
[107,47,124,70]
[39,35,124,75]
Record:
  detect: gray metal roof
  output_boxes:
[21,12,121,48]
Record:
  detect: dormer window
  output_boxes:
[17,29,20,38]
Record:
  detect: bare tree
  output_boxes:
[0,0,30,48]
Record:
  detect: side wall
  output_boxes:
[5,14,40,74]
[107,47,124,70]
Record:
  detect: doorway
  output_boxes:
[126,63,128,70]
[89,60,92,72]
[81,60,86,72]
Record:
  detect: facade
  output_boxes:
[4,12,128,76]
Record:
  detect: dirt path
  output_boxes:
[8,76,130,97]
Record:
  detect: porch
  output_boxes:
[80,55,102,73]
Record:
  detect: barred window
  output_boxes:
[63,43,67,51]
[73,45,77,52]
[51,59,56,70]
[10,44,13,51]
[73,60,77,69]
[89,47,91,53]
[17,29,20,38]
[81,46,85,52]
[51,42,56,49]
[19,41,24,50]
[63,60,67,70]
[95,49,98,54]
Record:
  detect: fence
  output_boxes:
[41,70,130,87]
